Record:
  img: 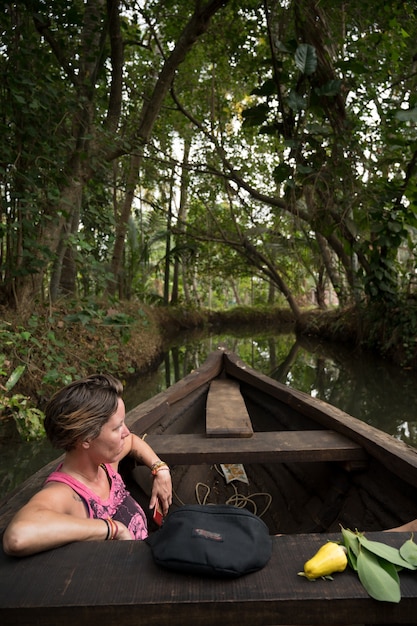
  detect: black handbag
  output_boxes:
[146,504,272,578]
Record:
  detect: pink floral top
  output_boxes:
[45,462,148,540]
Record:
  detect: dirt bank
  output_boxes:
[1,300,415,412]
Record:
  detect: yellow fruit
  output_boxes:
[302,541,348,580]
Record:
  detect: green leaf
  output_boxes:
[358,535,416,570]
[357,548,401,603]
[103,313,134,325]
[341,527,360,557]
[341,527,360,570]
[387,221,403,233]
[5,365,26,392]
[242,103,270,127]
[346,546,358,571]
[399,537,417,567]
[314,79,342,97]
[288,90,307,112]
[296,164,314,174]
[295,44,317,75]
[273,163,293,184]
[251,78,277,97]
[336,59,368,75]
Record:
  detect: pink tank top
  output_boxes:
[45,462,148,540]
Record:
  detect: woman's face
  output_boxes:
[87,398,130,463]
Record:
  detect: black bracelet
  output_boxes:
[103,518,111,541]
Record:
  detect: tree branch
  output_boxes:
[104,0,124,133]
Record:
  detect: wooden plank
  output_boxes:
[206,379,254,438]
[1,532,416,625]
[144,430,367,464]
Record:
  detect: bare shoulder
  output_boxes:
[19,481,87,517]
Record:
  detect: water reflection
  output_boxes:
[124,332,417,447]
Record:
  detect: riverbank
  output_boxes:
[1,302,296,405]
[1,299,416,414]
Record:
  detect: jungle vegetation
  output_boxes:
[2,1,417,434]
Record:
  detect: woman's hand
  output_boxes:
[110,519,132,540]
[150,469,172,517]
[125,434,173,517]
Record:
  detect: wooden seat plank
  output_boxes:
[206,379,254,438]
[144,430,367,465]
[1,532,415,626]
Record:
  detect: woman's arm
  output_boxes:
[121,432,172,515]
[386,520,417,532]
[2,483,131,557]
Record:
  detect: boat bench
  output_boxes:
[1,532,415,626]
[144,430,367,464]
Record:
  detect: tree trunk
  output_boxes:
[59,200,81,297]
[316,232,346,307]
[49,186,82,300]
[13,1,110,310]
[107,0,230,295]
[164,167,175,305]
[16,180,82,311]
[172,137,191,305]
[230,279,241,305]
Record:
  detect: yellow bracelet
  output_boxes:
[151,460,169,475]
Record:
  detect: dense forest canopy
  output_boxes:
[1,0,417,319]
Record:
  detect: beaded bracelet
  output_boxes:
[103,518,111,541]
[150,460,169,476]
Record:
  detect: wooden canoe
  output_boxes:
[2,346,417,625]
[123,347,417,535]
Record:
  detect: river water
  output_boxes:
[2,330,417,497]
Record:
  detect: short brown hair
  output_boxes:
[44,374,123,451]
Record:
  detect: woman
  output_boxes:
[2,374,172,556]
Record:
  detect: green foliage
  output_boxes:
[1,319,74,398]
[0,302,150,440]
[340,527,417,604]
[357,298,417,367]
[294,44,317,76]
[0,356,45,441]
[64,305,134,344]
[0,392,46,441]
[1,0,417,329]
